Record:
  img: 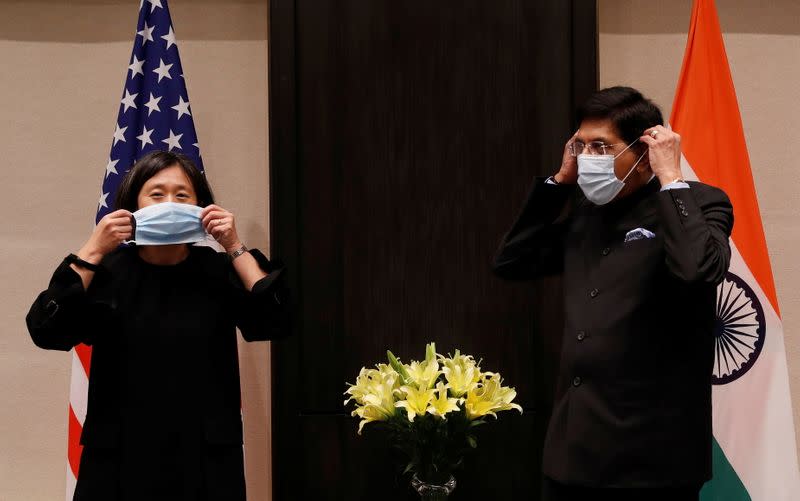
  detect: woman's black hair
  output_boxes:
[577,86,664,145]
[114,150,214,211]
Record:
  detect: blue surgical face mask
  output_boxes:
[577,140,648,205]
[128,202,207,246]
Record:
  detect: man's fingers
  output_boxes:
[639,135,656,147]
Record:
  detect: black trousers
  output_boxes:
[542,476,701,501]
[73,440,245,501]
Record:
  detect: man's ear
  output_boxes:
[637,146,651,172]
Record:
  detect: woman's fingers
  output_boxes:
[104,209,132,221]
[197,205,240,250]
[114,222,133,237]
[202,211,229,225]
[200,204,227,219]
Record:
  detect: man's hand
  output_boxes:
[640,125,684,186]
[554,131,579,184]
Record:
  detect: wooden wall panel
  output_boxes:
[270,1,597,498]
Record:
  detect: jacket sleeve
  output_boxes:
[232,249,291,342]
[657,183,734,284]
[26,260,100,351]
[492,177,576,280]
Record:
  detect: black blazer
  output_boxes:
[494,177,733,488]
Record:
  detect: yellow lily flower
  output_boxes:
[344,367,377,406]
[349,377,398,434]
[426,382,461,419]
[351,404,387,435]
[464,373,522,420]
[425,342,437,364]
[395,384,436,422]
[439,350,482,397]
[344,364,400,406]
[406,358,440,390]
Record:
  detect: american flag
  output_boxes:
[67,0,202,497]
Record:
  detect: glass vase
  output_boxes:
[411,473,456,500]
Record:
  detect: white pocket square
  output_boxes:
[624,228,656,243]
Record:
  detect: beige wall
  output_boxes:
[5,0,798,498]
[600,0,800,457]
[0,1,272,499]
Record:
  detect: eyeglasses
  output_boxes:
[568,140,624,157]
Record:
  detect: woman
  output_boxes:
[26,150,289,501]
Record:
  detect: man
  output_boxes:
[493,87,733,501]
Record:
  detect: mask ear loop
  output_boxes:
[613,137,639,159]
[621,148,648,183]
[122,214,137,245]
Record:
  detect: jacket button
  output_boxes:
[601,247,610,256]
[577,331,586,341]
[590,288,599,298]
[681,209,689,217]
[675,198,683,204]
[572,376,582,387]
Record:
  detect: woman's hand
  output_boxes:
[201,204,242,253]
[640,125,684,186]
[201,204,266,289]
[77,209,133,263]
[554,130,579,184]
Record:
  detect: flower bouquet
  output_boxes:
[344,343,522,498]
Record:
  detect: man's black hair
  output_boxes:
[577,86,664,144]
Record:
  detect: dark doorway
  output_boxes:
[269,1,597,499]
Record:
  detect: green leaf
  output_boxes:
[467,435,477,448]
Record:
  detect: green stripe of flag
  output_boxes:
[700,436,751,501]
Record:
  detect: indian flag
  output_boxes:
[669,0,800,499]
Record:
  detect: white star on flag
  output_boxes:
[105,158,119,178]
[162,129,183,150]
[137,22,155,45]
[153,58,173,82]
[120,89,138,113]
[144,93,162,116]
[112,123,128,146]
[137,125,155,148]
[161,26,177,50]
[146,0,163,12]
[172,96,191,119]
[98,191,109,209]
[128,55,145,78]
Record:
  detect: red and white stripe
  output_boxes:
[66,344,91,500]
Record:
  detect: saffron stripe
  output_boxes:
[670,0,780,316]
